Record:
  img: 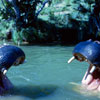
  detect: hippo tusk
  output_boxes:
[68,56,75,64]
[85,65,96,80]
[3,70,7,75]
[89,65,96,74]
[1,68,7,75]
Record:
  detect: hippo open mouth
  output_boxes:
[68,39,100,91]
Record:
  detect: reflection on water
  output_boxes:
[0,45,100,100]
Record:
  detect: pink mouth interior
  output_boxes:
[82,65,100,91]
[73,53,100,91]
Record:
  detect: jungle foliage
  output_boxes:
[0,0,100,45]
[0,0,53,44]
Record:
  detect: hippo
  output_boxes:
[0,44,25,94]
[68,39,100,91]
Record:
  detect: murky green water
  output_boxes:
[0,45,100,100]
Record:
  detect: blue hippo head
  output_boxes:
[73,39,100,66]
[68,39,100,91]
[0,44,26,93]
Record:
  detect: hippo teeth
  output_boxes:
[82,65,100,90]
[82,65,96,85]
[67,56,75,63]
[89,66,96,74]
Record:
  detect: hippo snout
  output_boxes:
[73,39,100,66]
[68,39,100,91]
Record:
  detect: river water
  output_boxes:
[0,45,100,100]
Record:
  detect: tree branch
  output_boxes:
[10,0,20,21]
[35,0,51,18]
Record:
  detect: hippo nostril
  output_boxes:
[74,53,86,62]
[20,56,25,64]
[13,56,25,66]
[75,56,83,61]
